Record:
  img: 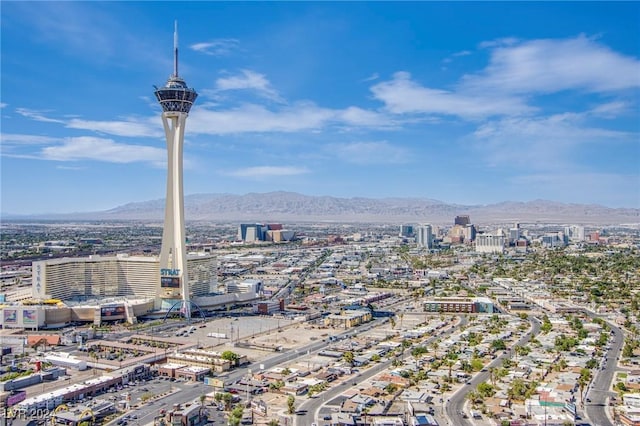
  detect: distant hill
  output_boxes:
[3,191,638,225]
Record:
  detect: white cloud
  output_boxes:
[0,133,60,146]
[189,102,336,135]
[473,113,631,169]
[589,101,630,118]
[0,133,61,159]
[40,136,165,165]
[371,71,532,118]
[225,166,309,179]
[361,73,379,82]
[189,101,402,135]
[190,39,239,56]
[0,103,7,109]
[327,141,408,165]
[337,107,397,128]
[215,70,283,102]
[56,165,87,171]
[444,50,473,64]
[373,36,640,121]
[15,108,64,123]
[463,34,640,94]
[66,118,161,138]
[478,37,519,49]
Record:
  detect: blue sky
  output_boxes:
[1,1,639,215]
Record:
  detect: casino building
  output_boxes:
[31,253,215,303]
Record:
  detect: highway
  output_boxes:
[445,316,541,426]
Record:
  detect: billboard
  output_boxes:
[204,377,224,388]
[161,276,181,288]
[101,306,125,317]
[22,309,37,324]
[3,309,17,323]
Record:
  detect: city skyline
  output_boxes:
[1,2,639,215]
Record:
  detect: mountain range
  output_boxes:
[4,192,639,225]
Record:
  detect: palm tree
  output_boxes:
[446,359,455,381]
[578,368,592,405]
[198,394,207,420]
[431,340,440,359]
[466,391,481,407]
[214,392,223,406]
[89,352,99,375]
[222,393,233,411]
[488,367,496,386]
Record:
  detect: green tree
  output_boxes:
[507,378,538,402]
[470,358,484,372]
[229,406,244,426]
[287,395,295,415]
[578,368,592,404]
[488,367,496,386]
[491,339,507,351]
[541,315,553,333]
[343,351,355,366]
[615,381,628,394]
[221,350,240,366]
[585,359,598,369]
[269,380,285,391]
[445,359,455,380]
[467,390,481,405]
[431,340,440,358]
[477,382,496,398]
[411,346,428,358]
[622,341,636,358]
[222,392,234,410]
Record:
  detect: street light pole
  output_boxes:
[538,393,547,426]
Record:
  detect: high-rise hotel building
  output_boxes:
[416,224,434,249]
[32,254,215,302]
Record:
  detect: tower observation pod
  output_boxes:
[154,21,198,320]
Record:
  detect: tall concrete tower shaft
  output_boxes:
[154,21,198,319]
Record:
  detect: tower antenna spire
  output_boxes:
[173,20,179,78]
